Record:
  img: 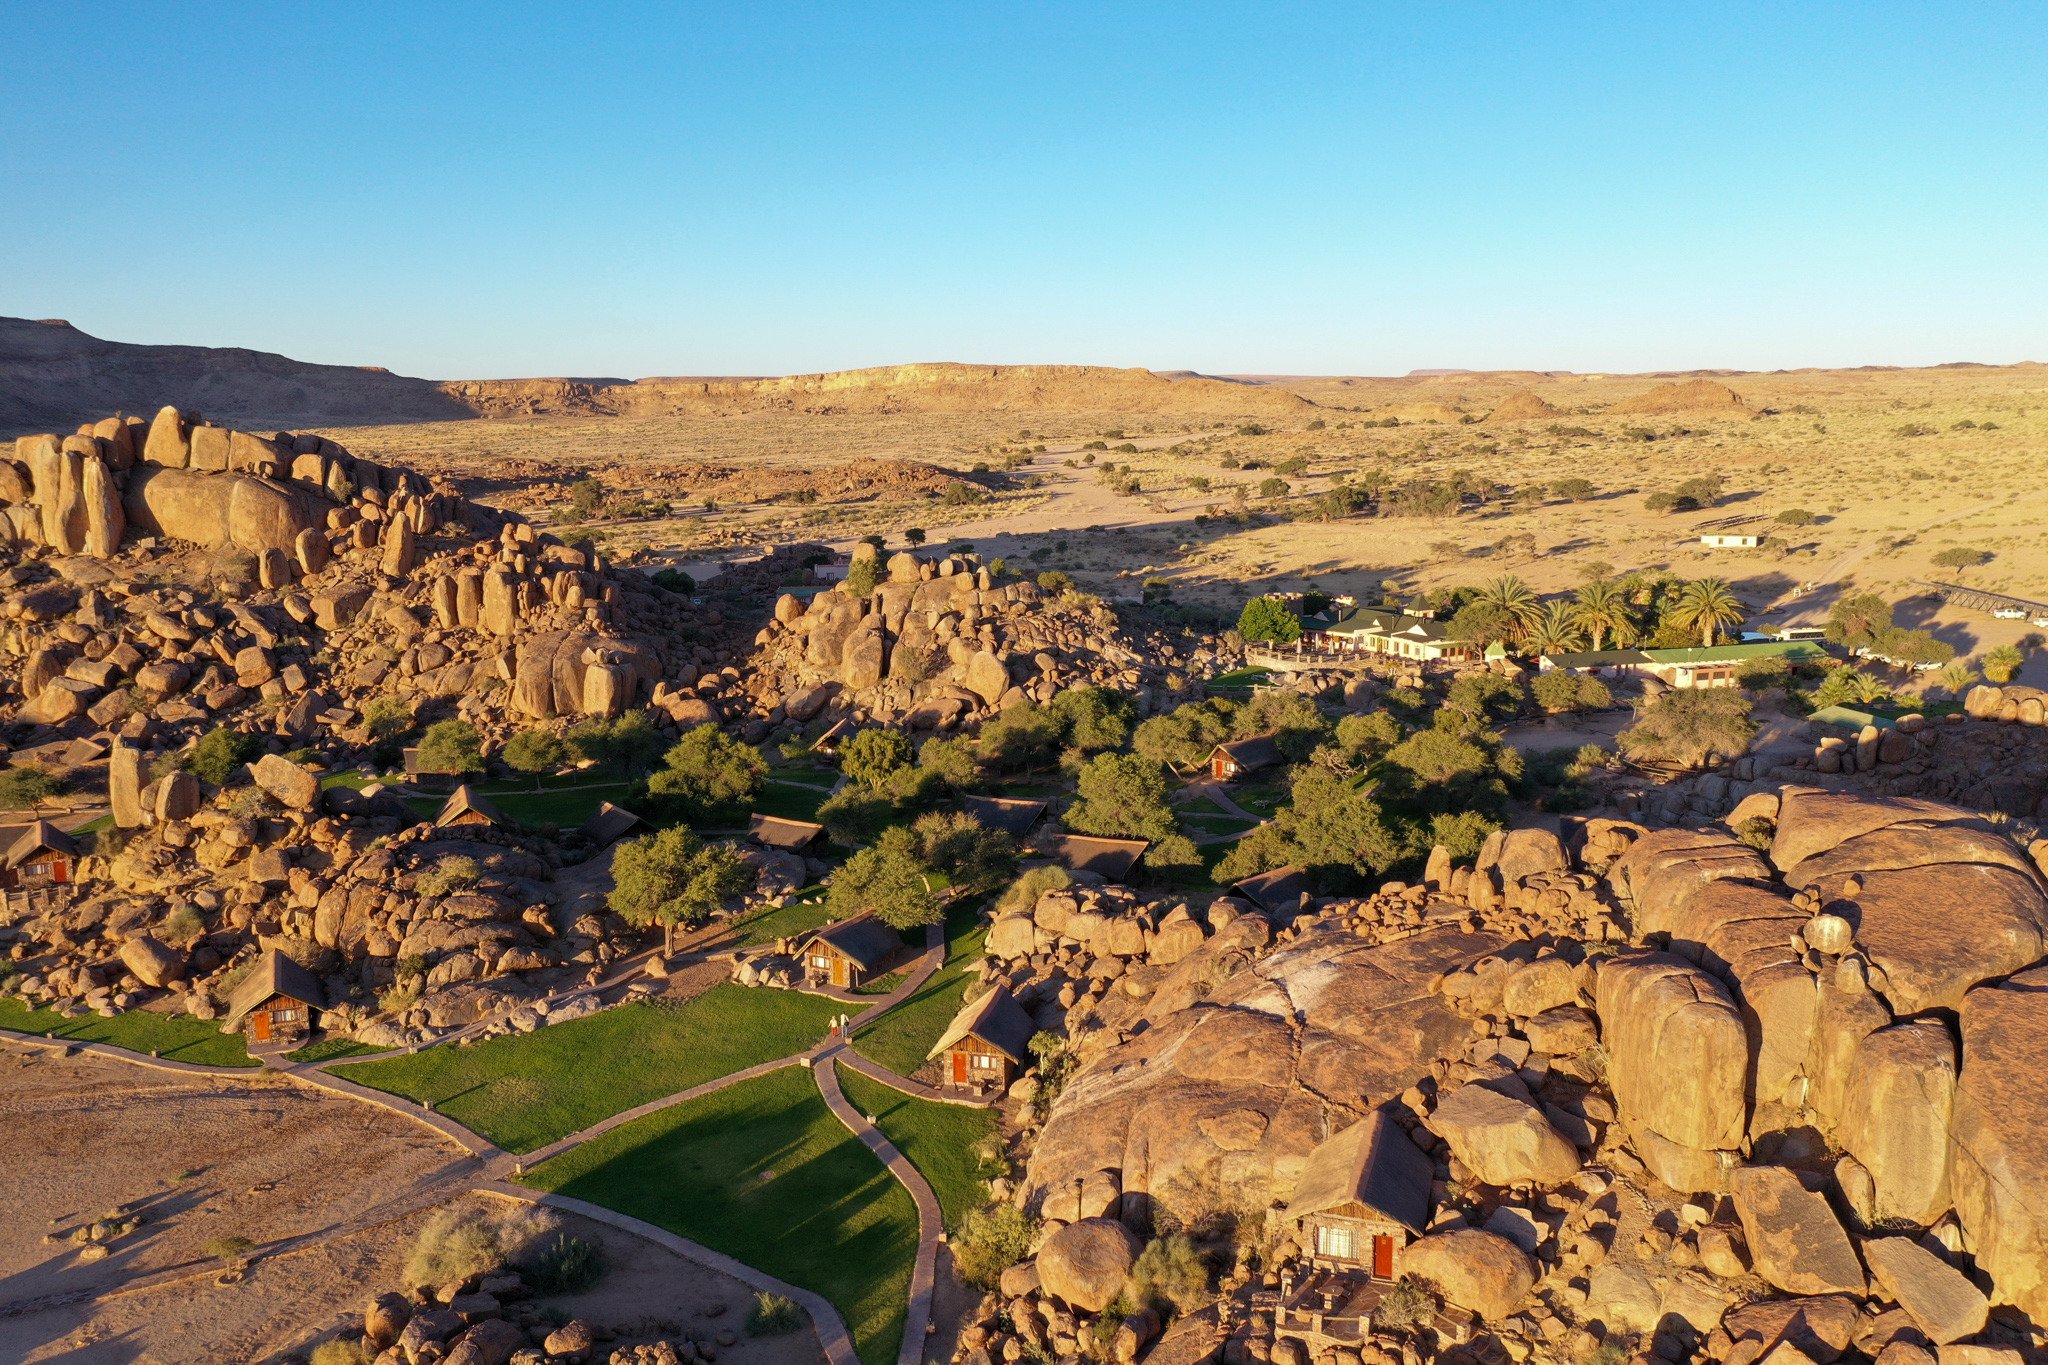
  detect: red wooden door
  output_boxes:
[1372,1235,1394,1279]
[952,1050,968,1084]
[252,1010,272,1043]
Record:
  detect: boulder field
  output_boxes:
[1003,788,2048,1344]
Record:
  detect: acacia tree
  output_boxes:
[1064,753,1177,842]
[1932,547,1991,581]
[609,827,750,952]
[645,725,765,823]
[1236,596,1302,644]
[841,727,914,787]
[503,728,570,790]
[826,826,942,930]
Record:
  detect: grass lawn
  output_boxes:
[520,1066,916,1365]
[0,998,256,1067]
[333,985,842,1153]
[728,891,835,948]
[854,903,986,1078]
[284,1036,379,1063]
[838,1068,997,1228]
[1205,666,1273,693]
[1227,779,1288,818]
[1180,812,1259,837]
[400,778,637,830]
[753,778,834,822]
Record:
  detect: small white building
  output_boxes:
[1700,533,1761,549]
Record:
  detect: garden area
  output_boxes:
[0,998,256,1067]
[333,985,843,1153]
[838,1068,998,1227]
[520,1066,917,1365]
[852,902,987,1078]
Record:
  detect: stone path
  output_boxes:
[1,909,976,1364]
[814,1049,943,1365]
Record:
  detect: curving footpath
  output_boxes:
[1,911,976,1364]
[814,1049,943,1365]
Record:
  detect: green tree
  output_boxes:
[827,827,942,930]
[1048,686,1135,753]
[363,697,415,742]
[1618,689,1756,769]
[183,727,264,785]
[1826,593,1893,650]
[569,477,606,518]
[1323,711,1402,770]
[609,827,751,951]
[1133,699,1238,771]
[1932,547,1991,580]
[645,725,766,823]
[1984,644,2025,684]
[1669,578,1745,648]
[415,720,484,776]
[979,700,1066,770]
[1427,810,1500,863]
[1569,579,1633,652]
[1236,596,1302,644]
[502,728,570,790]
[1525,600,1583,656]
[1234,688,1331,759]
[1258,476,1290,499]
[1532,669,1590,714]
[0,765,61,813]
[915,736,980,790]
[1474,576,1542,638]
[841,727,915,787]
[845,555,882,597]
[904,527,927,547]
[1065,753,1177,841]
[912,810,1015,891]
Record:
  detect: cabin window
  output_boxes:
[809,954,832,973]
[972,1052,1000,1071]
[276,1008,298,1022]
[1315,1224,1355,1260]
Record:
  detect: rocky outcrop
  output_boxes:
[1399,1228,1537,1321]
[1948,964,2048,1322]
[1594,951,1749,1192]
[1035,1218,1138,1313]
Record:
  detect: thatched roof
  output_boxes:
[1039,834,1149,882]
[961,795,1047,838]
[1231,865,1310,916]
[222,949,327,1029]
[805,913,905,973]
[1211,733,1283,772]
[5,819,77,869]
[1285,1109,1433,1233]
[580,801,643,846]
[928,984,1036,1064]
[749,813,828,850]
[434,784,507,828]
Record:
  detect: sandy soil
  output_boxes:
[0,1048,828,1365]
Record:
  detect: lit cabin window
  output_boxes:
[1316,1225,1354,1259]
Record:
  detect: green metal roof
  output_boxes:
[1641,640,1830,665]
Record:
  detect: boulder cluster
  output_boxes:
[965,789,2048,1365]
[746,542,1207,732]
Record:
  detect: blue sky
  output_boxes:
[4,3,2043,378]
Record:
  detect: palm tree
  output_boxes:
[1937,661,1976,698]
[1526,601,1584,656]
[1851,671,1891,706]
[1569,579,1633,652]
[1671,578,1746,648]
[1475,575,1543,638]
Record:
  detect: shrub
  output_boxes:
[310,1342,372,1365]
[1131,1233,1210,1317]
[416,720,484,776]
[748,1291,804,1336]
[363,697,415,742]
[952,1203,1038,1289]
[416,855,481,896]
[995,864,1072,918]
[0,765,61,811]
[183,728,262,786]
[1733,816,1776,852]
[160,904,206,945]
[845,556,883,597]
[1374,1276,1438,1332]
[405,1205,555,1290]
[520,1232,604,1294]
[1236,596,1302,644]
[204,1234,255,1262]
[841,727,915,787]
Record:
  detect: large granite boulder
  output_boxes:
[1949,965,2048,1322]
[1022,919,1504,1224]
[1400,1228,1536,1321]
[1839,1020,1956,1227]
[1426,1082,1580,1188]
[1594,951,1750,1191]
[1036,1218,1138,1313]
[124,465,329,553]
[1862,1238,1988,1345]
[1729,1164,1866,1296]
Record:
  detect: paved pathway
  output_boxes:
[837,1047,994,1109]
[485,1184,858,1365]
[814,1050,943,1365]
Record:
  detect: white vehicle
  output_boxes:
[2032,616,2048,628]
[1993,606,2026,619]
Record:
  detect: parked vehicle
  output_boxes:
[1993,606,2026,619]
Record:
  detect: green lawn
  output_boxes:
[838,1068,997,1228]
[753,778,834,822]
[1180,812,1259,836]
[0,998,256,1067]
[1227,779,1288,818]
[332,985,843,1153]
[854,903,986,1078]
[520,1066,916,1365]
[401,779,637,830]
[728,892,835,948]
[285,1036,379,1064]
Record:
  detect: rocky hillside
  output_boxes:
[972,788,2048,1360]
[1,318,1318,436]
[0,318,469,433]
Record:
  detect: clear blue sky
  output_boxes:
[5,3,2043,378]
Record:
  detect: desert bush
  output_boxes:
[183,727,261,786]
[405,1204,556,1289]
[310,1342,372,1365]
[952,1203,1039,1290]
[0,764,62,812]
[1733,816,1776,852]
[521,1231,603,1294]
[748,1291,803,1336]
[363,696,415,742]
[1374,1276,1439,1332]
[1131,1233,1210,1317]
[160,904,206,945]
[417,855,482,896]
[204,1234,254,1262]
[995,864,1072,918]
